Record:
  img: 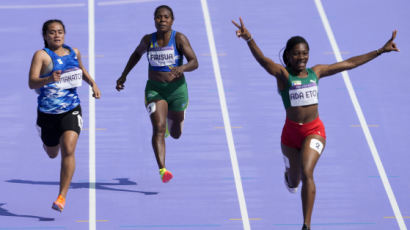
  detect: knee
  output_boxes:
[286,171,301,188]
[43,144,59,159]
[153,123,167,136]
[60,143,76,157]
[170,130,182,139]
[169,120,183,139]
[59,131,79,157]
[48,152,58,159]
[61,148,75,158]
[301,169,316,193]
[301,168,314,183]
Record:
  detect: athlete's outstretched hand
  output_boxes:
[379,30,400,54]
[232,17,252,41]
[116,76,126,91]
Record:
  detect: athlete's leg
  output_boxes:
[43,144,59,159]
[299,134,326,228]
[37,124,59,158]
[58,130,79,198]
[149,100,168,169]
[167,110,185,139]
[165,78,188,139]
[281,143,302,189]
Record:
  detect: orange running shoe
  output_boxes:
[52,195,65,212]
[159,168,173,183]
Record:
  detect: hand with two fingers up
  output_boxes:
[232,17,252,42]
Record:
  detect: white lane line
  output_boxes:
[98,0,158,6]
[88,0,96,229]
[200,0,251,230]
[0,3,85,9]
[314,1,407,230]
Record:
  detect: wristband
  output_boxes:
[246,37,253,42]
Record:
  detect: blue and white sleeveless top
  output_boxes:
[37,44,82,114]
[147,30,183,72]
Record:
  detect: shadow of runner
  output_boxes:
[6,178,158,195]
[0,203,54,221]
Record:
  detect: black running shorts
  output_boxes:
[36,105,82,147]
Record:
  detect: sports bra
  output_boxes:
[279,68,319,109]
[147,30,183,72]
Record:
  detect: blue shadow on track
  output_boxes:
[0,203,54,221]
[6,178,158,195]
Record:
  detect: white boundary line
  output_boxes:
[200,0,251,229]
[314,1,407,229]
[88,0,96,229]
[0,3,85,9]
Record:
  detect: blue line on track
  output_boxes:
[274,222,377,226]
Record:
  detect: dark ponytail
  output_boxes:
[282,36,309,67]
[42,19,65,48]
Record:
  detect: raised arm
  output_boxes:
[74,48,101,99]
[232,17,287,79]
[313,30,399,78]
[116,35,150,91]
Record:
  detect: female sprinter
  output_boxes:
[29,19,101,212]
[116,5,198,183]
[232,17,399,230]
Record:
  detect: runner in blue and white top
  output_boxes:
[29,19,101,213]
[37,44,82,114]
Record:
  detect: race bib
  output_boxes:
[289,83,318,107]
[148,47,175,67]
[55,68,83,90]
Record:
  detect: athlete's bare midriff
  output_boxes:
[285,104,319,124]
[148,69,184,83]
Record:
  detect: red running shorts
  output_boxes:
[281,116,326,149]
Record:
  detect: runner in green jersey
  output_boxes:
[233,17,399,230]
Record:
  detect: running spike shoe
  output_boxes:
[52,195,65,212]
[160,168,173,183]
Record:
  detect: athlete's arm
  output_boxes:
[171,32,198,78]
[313,30,399,79]
[232,17,288,80]
[28,50,61,89]
[74,48,101,99]
[116,35,150,91]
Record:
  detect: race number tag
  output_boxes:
[289,83,318,107]
[310,138,324,155]
[148,47,176,67]
[55,68,83,90]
